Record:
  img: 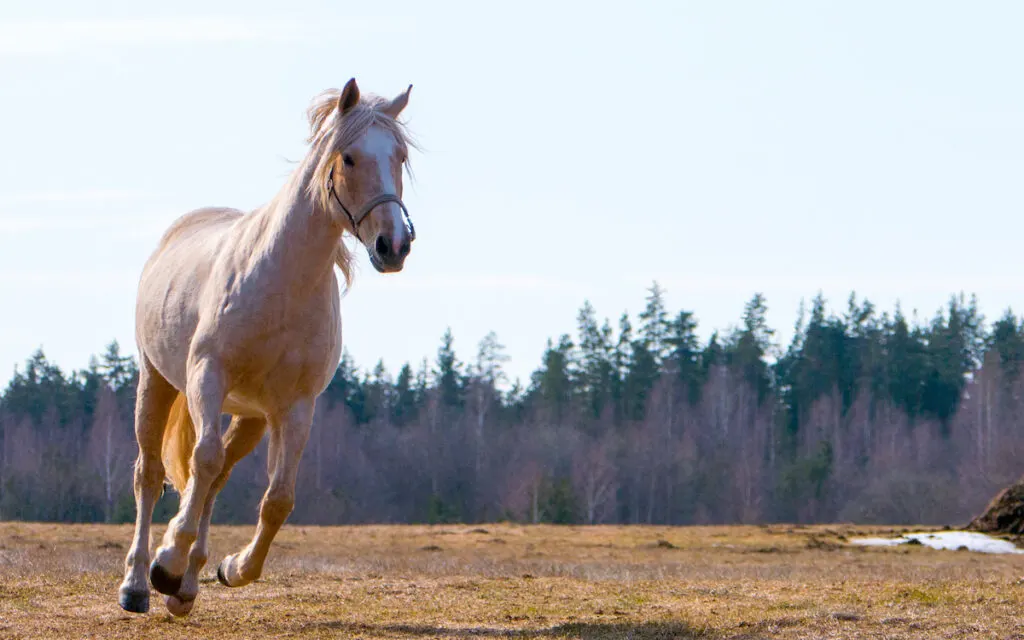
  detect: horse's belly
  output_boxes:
[222,393,268,419]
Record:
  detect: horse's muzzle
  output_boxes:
[370,235,410,273]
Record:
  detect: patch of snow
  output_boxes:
[851,537,906,548]
[850,531,1024,554]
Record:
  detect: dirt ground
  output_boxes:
[1,522,1023,639]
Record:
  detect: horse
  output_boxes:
[117,78,417,617]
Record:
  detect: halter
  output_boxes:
[327,168,415,243]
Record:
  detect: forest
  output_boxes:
[1,284,1022,526]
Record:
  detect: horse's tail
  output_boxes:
[161,393,195,495]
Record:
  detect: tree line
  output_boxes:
[2,284,1022,526]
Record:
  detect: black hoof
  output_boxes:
[149,561,182,596]
[216,561,232,587]
[119,588,150,614]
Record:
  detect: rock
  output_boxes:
[967,479,1024,535]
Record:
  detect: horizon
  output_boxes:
[2,1,1022,392]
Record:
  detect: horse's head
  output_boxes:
[310,78,416,274]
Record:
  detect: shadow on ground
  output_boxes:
[299,621,728,639]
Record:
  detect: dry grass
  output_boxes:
[2,522,1024,639]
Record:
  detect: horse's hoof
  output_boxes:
[216,560,232,587]
[149,561,183,596]
[118,588,150,614]
[164,594,195,617]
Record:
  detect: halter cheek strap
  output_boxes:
[327,168,415,243]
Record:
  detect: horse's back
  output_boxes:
[154,207,244,253]
[140,206,246,298]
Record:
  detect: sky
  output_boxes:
[1,0,1023,390]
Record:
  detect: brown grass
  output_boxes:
[1,522,1023,639]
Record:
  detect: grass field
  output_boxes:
[1,522,1023,639]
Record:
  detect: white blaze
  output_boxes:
[357,126,406,242]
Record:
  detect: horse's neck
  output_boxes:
[253,156,343,294]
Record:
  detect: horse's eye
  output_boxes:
[343,154,355,167]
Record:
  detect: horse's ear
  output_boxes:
[382,84,412,119]
[338,78,360,115]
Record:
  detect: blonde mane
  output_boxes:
[304,89,416,289]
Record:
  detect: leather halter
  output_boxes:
[327,168,415,243]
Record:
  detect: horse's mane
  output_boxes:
[304,89,416,289]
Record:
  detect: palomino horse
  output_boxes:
[118,78,416,616]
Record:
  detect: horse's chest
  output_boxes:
[221,295,342,398]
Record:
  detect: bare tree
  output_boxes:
[87,385,134,522]
[572,432,618,523]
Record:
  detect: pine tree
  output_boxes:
[788,293,848,421]
[843,293,880,405]
[727,293,774,403]
[392,363,418,425]
[363,359,394,424]
[623,339,657,422]
[3,349,79,426]
[921,294,984,425]
[99,341,136,393]
[415,357,430,405]
[79,356,105,425]
[611,312,633,419]
[638,282,672,363]
[576,301,616,420]
[668,310,702,404]
[991,309,1024,380]
[615,282,674,421]
[886,305,927,419]
[324,350,367,421]
[776,299,806,436]
[434,328,464,408]
[530,335,575,422]
[703,331,723,375]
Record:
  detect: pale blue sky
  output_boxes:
[1,1,1022,388]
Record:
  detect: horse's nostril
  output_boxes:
[398,239,411,258]
[375,235,390,257]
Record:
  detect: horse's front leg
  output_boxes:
[118,356,177,613]
[150,358,226,596]
[216,400,313,587]
[164,416,268,616]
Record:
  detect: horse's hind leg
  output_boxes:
[164,415,267,616]
[118,354,177,614]
[151,357,226,596]
[218,400,313,587]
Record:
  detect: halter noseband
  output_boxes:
[327,168,415,243]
